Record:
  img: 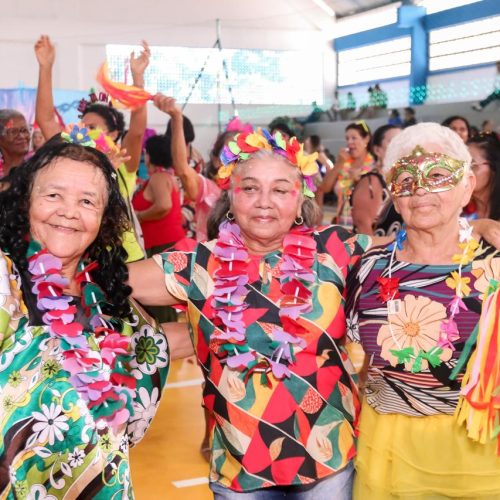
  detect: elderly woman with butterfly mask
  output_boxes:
[345,122,500,499]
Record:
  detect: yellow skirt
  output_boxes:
[354,401,500,499]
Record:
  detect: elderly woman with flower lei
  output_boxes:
[345,123,500,499]
[128,128,373,498]
[0,137,169,498]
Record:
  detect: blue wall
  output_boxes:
[333,0,500,104]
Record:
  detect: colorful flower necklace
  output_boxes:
[210,220,316,384]
[378,218,479,373]
[27,241,136,431]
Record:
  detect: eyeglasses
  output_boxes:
[2,127,31,139]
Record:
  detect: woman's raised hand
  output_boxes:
[130,40,151,85]
[153,94,181,117]
[34,35,55,68]
[337,147,350,164]
[108,147,131,170]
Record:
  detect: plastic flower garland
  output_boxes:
[27,240,136,431]
[210,220,316,384]
[218,129,319,197]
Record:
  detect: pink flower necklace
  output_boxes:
[210,220,316,383]
[27,242,136,431]
[379,218,479,372]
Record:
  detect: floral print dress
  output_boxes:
[0,252,169,499]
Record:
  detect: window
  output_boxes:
[106,45,324,105]
[429,15,500,71]
[337,37,411,86]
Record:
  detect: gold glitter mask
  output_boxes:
[388,145,465,197]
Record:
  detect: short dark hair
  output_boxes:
[145,134,172,167]
[370,124,400,160]
[270,122,294,139]
[0,135,132,319]
[82,104,125,141]
[166,115,195,144]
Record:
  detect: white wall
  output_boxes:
[0,0,336,156]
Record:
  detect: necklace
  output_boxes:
[210,221,316,383]
[377,218,479,373]
[27,242,136,431]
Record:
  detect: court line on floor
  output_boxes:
[172,476,209,488]
[165,377,204,389]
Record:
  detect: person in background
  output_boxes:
[269,120,295,141]
[465,132,500,220]
[346,122,500,499]
[30,125,46,152]
[34,34,149,262]
[402,106,417,128]
[442,115,471,143]
[304,134,333,176]
[132,134,185,256]
[316,121,374,227]
[388,109,403,126]
[481,119,494,134]
[346,91,356,111]
[350,124,402,235]
[472,60,500,111]
[0,109,30,179]
[372,83,388,109]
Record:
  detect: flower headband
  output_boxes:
[218,129,319,197]
[61,124,120,162]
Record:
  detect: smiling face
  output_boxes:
[345,128,369,160]
[82,112,119,141]
[230,156,303,253]
[0,116,30,158]
[29,158,107,270]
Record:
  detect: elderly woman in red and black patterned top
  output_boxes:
[129,128,373,499]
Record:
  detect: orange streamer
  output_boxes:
[96,63,153,110]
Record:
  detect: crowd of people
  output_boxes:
[0,34,499,499]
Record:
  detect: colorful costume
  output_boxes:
[346,242,500,498]
[334,153,374,228]
[0,251,169,498]
[154,225,369,492]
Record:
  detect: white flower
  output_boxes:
[67,447,86,468]
[119,434,129,453]
[129,387,160,442]
[32,403,69,446]
[346,310,360,342]
[26,484,57,500]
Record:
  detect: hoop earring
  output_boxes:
[226,211,235,221]
[294,215,304,225]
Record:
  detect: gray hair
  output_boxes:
[382,122,472,180]
[207,150,322,239]
[0,109,26,135]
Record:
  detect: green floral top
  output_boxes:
[0,252,169,499]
